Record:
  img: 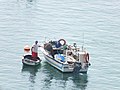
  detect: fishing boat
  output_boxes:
[22,45,41,66]
[40,39,90,73]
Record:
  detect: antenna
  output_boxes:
[45,37,47,43]
[82,32,84,51]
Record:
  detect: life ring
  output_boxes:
[84,53,89,63]
[58,39,66,46]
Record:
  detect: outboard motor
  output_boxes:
[73,62,81,73]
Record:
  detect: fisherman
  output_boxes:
[44,43,54,58]
[31,41,40,61]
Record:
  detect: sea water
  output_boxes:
[0,0,120,90]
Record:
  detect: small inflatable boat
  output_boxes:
[22,55,41,66]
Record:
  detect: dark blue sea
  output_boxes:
[0,0,120,90]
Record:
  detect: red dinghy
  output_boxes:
[22,55,41,66]
[22,45,41,66]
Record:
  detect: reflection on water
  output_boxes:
[43,62,88,90]
[22,64,41,82]
[21,62,88,90]
[21,64,41,90]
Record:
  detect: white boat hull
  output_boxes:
[43,54,74,72]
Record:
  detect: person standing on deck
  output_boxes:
[31,41,40,60]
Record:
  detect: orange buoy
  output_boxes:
[24,45,30,52]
